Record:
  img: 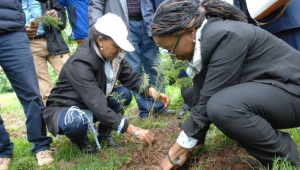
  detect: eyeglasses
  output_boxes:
[164,34,181,57]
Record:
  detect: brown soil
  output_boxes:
[121,117,261,170]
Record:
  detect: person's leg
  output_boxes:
[0,32,53,167]
[177,86,195,119]
[30,39,53,104]
[139,21,167,115]
[0,116,13,158]
[0,32,52,153]
[207,82,300,166]
[97,86,132,148]
[126,20,152,118]
[57,108,97,154]
[98,86,132,137]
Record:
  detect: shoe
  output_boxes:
[97,135,122,149]
[177,109,188,119]
[0,158,11,170]
[36,150,54,167]
[78,141,97,154]
[160,108,175,116]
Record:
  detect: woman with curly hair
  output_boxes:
[151,0,300,169]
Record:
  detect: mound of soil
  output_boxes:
[122,117,261,170]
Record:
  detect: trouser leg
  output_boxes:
[0,32,52,154]
[207,82,300,166]
[0,116,14,158]
[58,109,89,146]
[98,86,132,137]
[30,39,52,105]
[126,20,164,118]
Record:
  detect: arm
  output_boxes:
[88,0,106,26]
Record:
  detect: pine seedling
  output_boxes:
[34,15,63,31]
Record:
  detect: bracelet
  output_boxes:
[134,127,140,139]
[168,148,181,165]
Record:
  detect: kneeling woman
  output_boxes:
[43,13,168,153]
[152,0,300,169]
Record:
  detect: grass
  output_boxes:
[1,86,300,169]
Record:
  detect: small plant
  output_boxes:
[32,15,63,31]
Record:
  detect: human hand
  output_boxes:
[157,93,170,108]
[137,128,156,147]
[148,87,170,108]
[25,25,37,39]
[46,9,58,18]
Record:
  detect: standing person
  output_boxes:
[59,0,90,46]
[88,0,175,121]
[23,0,70,105]
[0,0,54,169]
[43,13,165,153]
[151,0,300,169]
[234,0,300,51]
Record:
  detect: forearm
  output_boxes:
[169,142,189,161]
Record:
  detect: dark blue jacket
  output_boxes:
[0,0,26,33]
[59,0,89,40]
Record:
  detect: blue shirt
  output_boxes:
[22,0,44,35]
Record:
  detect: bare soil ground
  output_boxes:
[120,117,261,170]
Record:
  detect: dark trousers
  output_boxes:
[126,20,164,118]
[0,32,52,157]
[206,82,300,166]
[57,86,132,145]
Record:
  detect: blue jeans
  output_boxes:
[126,20,164,118]
[57,86,132,144]
[0,32,52,158]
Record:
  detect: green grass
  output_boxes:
[1,87,300,170]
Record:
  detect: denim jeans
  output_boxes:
[0,32,52,158]
[126,20,164,118]
[57,86,132,144]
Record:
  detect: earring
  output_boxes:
[193,39,196,43]
[100,46,103,50]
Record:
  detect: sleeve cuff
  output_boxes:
[176,130,198,149]
[120,119,129,134]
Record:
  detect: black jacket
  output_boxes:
[43,37,145,136]
[182,17,300,139]
[0,0,26,33]
[40,0,69,56]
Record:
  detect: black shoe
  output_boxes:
[78,141,97,154]
[97,135,122,149]
[160,108,176,116]
[177,109,188,119]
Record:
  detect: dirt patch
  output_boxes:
[189,145,261,170]
[57,157,85,170]
[121,117,261,170]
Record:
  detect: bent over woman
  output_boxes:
[151,0,300,169]
[43,13,168,154]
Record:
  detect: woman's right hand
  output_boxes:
[137,128,156,147]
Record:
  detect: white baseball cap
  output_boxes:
[94,13,135,52]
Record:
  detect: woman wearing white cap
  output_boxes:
[42,13,167,153]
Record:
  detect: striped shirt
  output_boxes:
[126,0,141,17]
